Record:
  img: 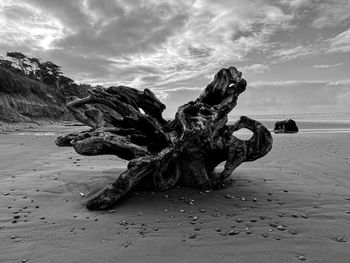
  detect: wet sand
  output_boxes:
[1,125,350,263]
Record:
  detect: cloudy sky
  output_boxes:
[1,0,350,117]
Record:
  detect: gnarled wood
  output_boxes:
[56,66,273,210]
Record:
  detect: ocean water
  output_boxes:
[228,112,350,134]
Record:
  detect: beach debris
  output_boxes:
[55,67,273,210]
[277,225,286,231]
[332,236,347,243]
[298,256,307,261]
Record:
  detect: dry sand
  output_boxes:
[1,124,350,263]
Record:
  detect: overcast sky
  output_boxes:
[1,0,350,117]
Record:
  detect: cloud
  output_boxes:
[311,0,350,28]
[240,64,270,74]
[271,44,315,62]
[312,63,343,69]
[1,0,296,88]
[326,28,350,53]
[233,79,350,115]
[281,0,350,29]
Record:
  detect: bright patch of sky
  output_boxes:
[1,0,349,117]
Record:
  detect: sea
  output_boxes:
[228,112,350,134]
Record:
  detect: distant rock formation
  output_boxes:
[274,119,299,133]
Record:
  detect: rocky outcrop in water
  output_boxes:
[274,119,299,133]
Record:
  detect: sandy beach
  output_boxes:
[1,123,350,263]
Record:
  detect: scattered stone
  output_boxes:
[12,220,17,224]
[79,192,85,197]
[13,215,20,219]
[253,198,257,202]
[236,218,243,223]
[277,225,286,231]
[189,234,197,239]
[180,209,185,213]
[291,214,298,218]
[199,209,206,213]
[228,230,240,236]
[3,193,9,196]
[215,227,222,232]
[261,234,268,238]
[332,236,347,243]
[163,209,168,212]
[108,209,116,213]
[287,230,297,235]
[298,256,307,261]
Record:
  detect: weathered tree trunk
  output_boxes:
[56,67,273,210]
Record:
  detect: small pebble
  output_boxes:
[180,209,185,213]
[236,218,243,223]
[163,209,168,212]
[277,225,286,231]
[199,209,206,213]
[189,234,197,239]
[332,236,347,242]
[215,227,222,232]
[228,230,239,236]
[298,256,307,261]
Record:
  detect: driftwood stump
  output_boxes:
[55,67,273,210]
